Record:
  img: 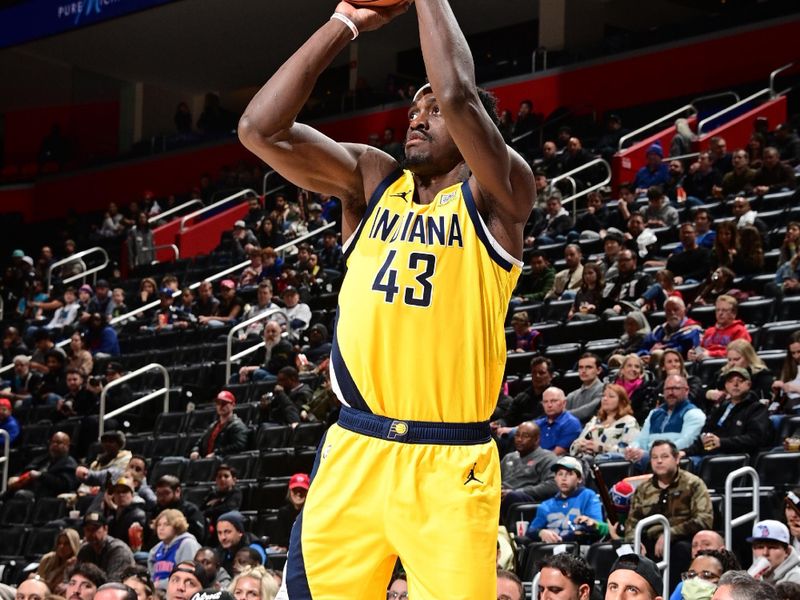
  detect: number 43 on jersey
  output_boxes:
[372,250,437,307]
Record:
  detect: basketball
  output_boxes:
[346,0,406,7]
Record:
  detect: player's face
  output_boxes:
[404,93,461,175]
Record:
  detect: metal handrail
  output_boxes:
[690,91,741,110]
[697,88,771,136]
[770,63,794,98]
[109,222,337,326]
[224,307,284,382]
[46,246,109,292]
[264,184,287,198]
[724,466,760,550]
[662,152,700,163]
[188,221,338,291]
[549,158,612,218]
[634,514,671,599]
[531,47,547,73]
[0,429,9,494]
[261,170,276,196]
[179,188,256,233]
[618,104,696,150]
[142,244,180,262]
[98,363,169,438]
[148,199,204,225]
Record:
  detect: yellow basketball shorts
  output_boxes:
[278,407,500,599]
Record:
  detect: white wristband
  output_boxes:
[331,12,359,40]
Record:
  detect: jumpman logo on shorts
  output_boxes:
[463,463,484,485]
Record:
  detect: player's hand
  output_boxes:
[334,1,413,33]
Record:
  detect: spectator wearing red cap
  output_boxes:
[270,473,310,552]
[198,281,242,328]
[190,391,248,460]
[0,397,20,445]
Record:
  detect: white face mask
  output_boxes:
[681,576,717,600]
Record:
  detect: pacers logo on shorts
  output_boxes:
[388,420,408,439]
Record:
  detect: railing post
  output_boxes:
[141,244,180,262]
[179,189,257,233]
[697,89,771,136]
[99,363,169,438]
[225,308,285,383]
[634,513,671,599]
[262,170,276,196]
[46,247,110,292]
[0,429,9,494]
[148,199,204,225]
[724,466,760,550]
[618,105,695,151]
[548,158,612,217]
[769,63,794,98]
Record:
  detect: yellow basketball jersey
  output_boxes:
[331,169,522,423]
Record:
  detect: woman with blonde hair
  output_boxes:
[612,354,650,424]
[37,528,80,594]
[706,339,774,404]
[570,383,640,462]
[229,566,279,600]
[147,508,201,591]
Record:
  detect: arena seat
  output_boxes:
[22,526,60,559]
[541,299,574,323]
[183,456,221,484]
[150,456,189,482]
[560,317,601,344]
[505,351,538,378]
[0,526,27,559]
[255,424,293,451]
[254,450,295,479]
[30,497,66,525]
[688,306,716,329]
[153,411,187,436]
[248,478,290,511]
[519,542,579,581]
[777,296,800,322]
[504,502,540,538]
[586,542,619,590]
[544,343,582,372]
[292,423,326,449]
[181,483,213,507]
[224,452,258,480]
[759,321,800,351]
[697,454,749,492]
[594,460,633,489]
[754,451,800,490]
[291,449,317,476]
[736,298,774,327]
[584,338,622,363]
[0,500,32,526]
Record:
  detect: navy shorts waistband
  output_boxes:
[337,406,491,445]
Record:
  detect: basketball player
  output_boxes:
[238,1,535,597]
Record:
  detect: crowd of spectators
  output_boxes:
[1,100,800,600]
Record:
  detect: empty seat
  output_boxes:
[586,542,619,588]
[505,352,538,379]
[541,299,574,323]
[254,450,295,479]
[698,454,749,492]
[255,425,293,451]
[150,456,189,482]
[755,451,800,490]
[292,423,326,449]
[544,343,582,373]
[688,306,717,329]
[0,525,27,558]
[30,497,66,525]
[147,434,182,459]
[0,499,32,526]
[225,452,258,480]
[737,298,774,327]
[154,412,187,436]
[504,502,539,538]
[185,409,217,433]
[23,526,60,559]
[183,456,221,484]
[760,322,800,351]
[249,479,290,511]
[291,449,317,476]
[560,317,601,344]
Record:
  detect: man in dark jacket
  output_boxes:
[215,511,267,574]
[146,475,206,549]
[684,367,773,459]
[273,367,313,412]
[106,475,147,545]
[77,511,135,581]
[5,430,78,499]
[190,390,248,460]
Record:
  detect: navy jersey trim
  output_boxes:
[461,180,517,272]
[330,316,373,414]
[285,430,329,599]
[342,167,405,261]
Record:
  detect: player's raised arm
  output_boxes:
[414,0,534,234]
[238,3,409,213]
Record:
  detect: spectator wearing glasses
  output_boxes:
[672,548,740,600]
[386,574,407,600]
[536,553,594,600]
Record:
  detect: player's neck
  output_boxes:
[411,163,469,204]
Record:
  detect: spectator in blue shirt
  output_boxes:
[525,456,604,544]
[0,398,20,445]
[535,387,582,456]
[85,313,120,358]
[634,142,670,194]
